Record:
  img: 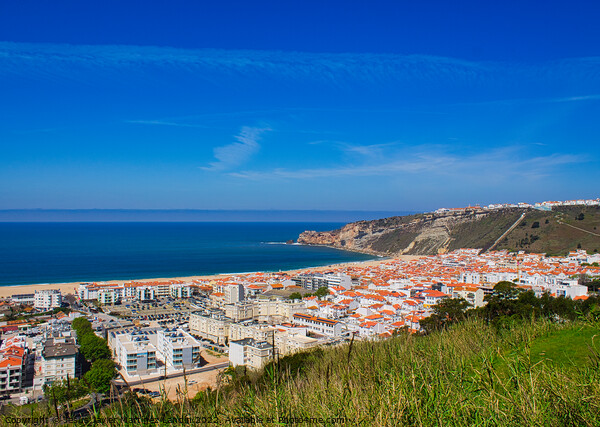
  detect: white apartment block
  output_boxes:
[98,289,121,305]
[170,283,192,299]
[229,338,273,370]
[292,313,344,337]
[224,284,245,304]
[156,329,202,370]
[79,282,192,303]
[111,330,158,377]
[41,337,79,386]
[34,289,62,310]
[189,311,232,345]
[11,294,35,305]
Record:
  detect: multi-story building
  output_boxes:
[450,286,485,308]
[41,337,79,386]
[292,313,344,337]
[224,301,258,322]
[110,330,158,377]
[224,284,245,304]
[170,284,192,299]
[0,337,28,394]
[292,273,352,291]
[34,289,62,311]
[98,289,121,305]
[229,338,273,370]
[256,298,307,323]
[229,323,275,343]
[11,294,35,305]
[156,329,202,370]
[189,311,232,345]
[136,286,156,302]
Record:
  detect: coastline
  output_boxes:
[0,255,422,299]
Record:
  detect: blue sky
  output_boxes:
[1,1,599,212]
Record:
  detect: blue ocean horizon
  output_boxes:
[0,222,386,287]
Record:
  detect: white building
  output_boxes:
[170,283,192,299]
[34,289,62,310]
[229,338,273,370]
[156,329,202,370]
[41,337,79,386]
[111,330,159,377]
[136,286,156,302]
[292,313,344,337]
[11,294,34,305]
[224,284,245,304]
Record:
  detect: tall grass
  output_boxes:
[6,318,597,426]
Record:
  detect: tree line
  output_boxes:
[420,281,600,333]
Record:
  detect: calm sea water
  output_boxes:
[0,222,376,286]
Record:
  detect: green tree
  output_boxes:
[288,292,302,300]
[314,287,330,298]
[72,317,93,335]
[80,333,111,361]
[420,297,472,333]
[43,378,89,406]
[84,359,116,394]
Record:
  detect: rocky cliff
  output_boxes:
[297,206,600,256]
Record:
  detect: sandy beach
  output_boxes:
[0,255,423,299]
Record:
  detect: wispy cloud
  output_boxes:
[201,126,271,171]
[229,146,584,181]
[125,119,211,128]
[2,42,599,91]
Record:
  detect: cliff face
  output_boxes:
[298,205,600,256]
[298,208,523,256]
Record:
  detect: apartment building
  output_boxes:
[229,322,275,342]
[156,329,202,370]
[292,313,344,337]
[111,330,158,376]
[34,289,63,311]
[224,301,258,322]
[256,298,307,323]
[41,337,79,386]
[229,338,273,370]
[292,273,352,291]
[450,286,485,308]
[170,283,192,299]
[189,311,232,345]
[224,284,245,304]
[0,337,28,393]
[11,294,35,305]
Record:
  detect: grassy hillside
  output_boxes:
[302,205,600,257]
[51,318,599,426]
[494,206,600,255]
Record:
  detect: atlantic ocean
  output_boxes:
[0,222,379,286]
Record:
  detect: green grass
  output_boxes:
[32,318,598,426]
[529,323,600,367]
[3,319,599,426]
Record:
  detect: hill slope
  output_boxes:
[298,206,600,256]
[83,319,600,427]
